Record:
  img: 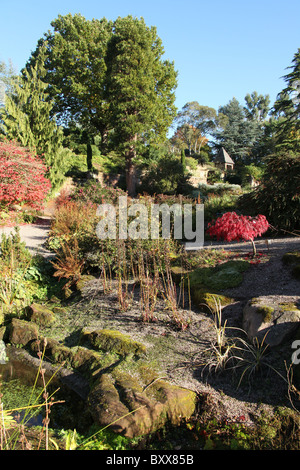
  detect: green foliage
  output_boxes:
[105,15,177,195]
[238,151,300,231]
[28,14,177,196]
[172,101,226,155]
[214,96,266,166]
[201,191,241,223]
[145,409,300,450]
[181,148,186,170]
[139,154,191,195]
[1,47,67,189]
[189,260,250,293]
[82,429,139,450]
[244,91,270,122]
[72,180,126,206]
[0,59,16,108]
[240,163,264,186]
[185,156,198,170]
[2,50,65,187]
[0,227,31,268]
[0,229,63,318]
[34,14,112,144]
[273,48,300,150]
[0,229,33,316]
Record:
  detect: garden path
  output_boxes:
[0,197,56,257]
[0,217,53,257]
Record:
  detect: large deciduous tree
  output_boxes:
[27,14,177,195]
[27,13,113,158]
[172,101,226,156]
[105,16,177,196]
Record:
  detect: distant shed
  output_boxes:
[215,147,235,171]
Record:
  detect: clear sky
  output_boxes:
[1,0,300,115]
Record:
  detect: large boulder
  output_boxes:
[28,326,197,438]
[27,303,56,327]
[191,290,233,313]
[87,366,197,438]
[79,328,147,358]
[8,318,39,346]
[243,296,300,347]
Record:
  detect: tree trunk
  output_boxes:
[99,128,109,155]
[87,142,93,171]
[125,155,136,197]
[250,238,256,257]
[125,134,137,197]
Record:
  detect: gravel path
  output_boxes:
[207,236,300,298]
[0,217,54,257]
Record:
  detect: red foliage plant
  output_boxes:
[206,211,269,256]
[0,141,51,208]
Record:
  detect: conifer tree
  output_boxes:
[181,148,186,171]
[272,48,300,151]
[1,46,66,188]
[105,16,177,196]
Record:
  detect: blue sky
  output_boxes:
[1,0,300,116]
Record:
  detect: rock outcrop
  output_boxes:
[243,296,300,347]
[3,318,197,438]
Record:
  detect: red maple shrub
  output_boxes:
[207,211,269,255]
[0,141,51,208]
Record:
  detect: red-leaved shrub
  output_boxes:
[0,141,51,208]
[207,212,269,255]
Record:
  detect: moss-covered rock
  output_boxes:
[2,318,199,439]
[80,328,147,358]
[188,260,250,293]
[87,366,197,438]
[76,275,97,295]
[257,305,275,323]
[27,303,56,327]
[31,337,73,365]
[292,265,300,280]
[9,318,39,346]
[243,296,300,346]
[191,289,233,312]
[170,266,190,284]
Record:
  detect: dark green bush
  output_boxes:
[238,151,300,232]
[138,155,193,195]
